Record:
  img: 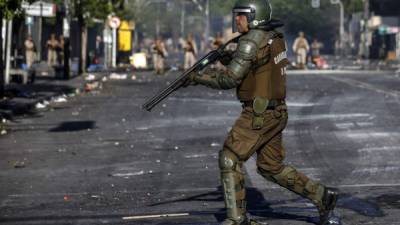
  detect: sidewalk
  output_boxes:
[0,72,107,124]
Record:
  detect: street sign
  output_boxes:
[109,17,121,29]
[25,16,34,25]
[311,0,320,8]
[21,1,56,17]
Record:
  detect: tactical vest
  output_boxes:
[237,30,289,102]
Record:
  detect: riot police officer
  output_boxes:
[187,0,338,224]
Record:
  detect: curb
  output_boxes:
[0,73,108,136]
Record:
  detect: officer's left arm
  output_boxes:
[192,37,258,90]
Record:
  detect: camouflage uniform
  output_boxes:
[189,1,337,225]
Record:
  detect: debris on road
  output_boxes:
[122,213,190,220]
[110,73,128,80]
[53,96,67,103]
[85,81,101,92]
[210,142,221,147]
[85,74,96,81]
[35,102,47,109]
[13,160,26,169]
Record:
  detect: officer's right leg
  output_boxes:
[219,149,247,225]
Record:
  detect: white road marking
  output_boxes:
[320,75,400,98]
[338,183,400,188]
[184,153,218,159]
[351,166,400,174]
[122,213,190,220]
[335,122,355,129]
[290,113,372,121]
[339,131,398,139]
[287,70,391,75]
[358,146,400,153]
[286,102,322,107]
[111,171,145,177]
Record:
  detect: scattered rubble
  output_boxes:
[110,73,128,80]
[85,74,96,81]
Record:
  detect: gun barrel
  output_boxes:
[142,35,241,112]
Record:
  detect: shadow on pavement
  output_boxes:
[49,121,96,132]
[149,186,317,224]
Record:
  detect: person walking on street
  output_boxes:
[311,38,323,68]
[58,35,65,66]
[152,37,168,75]
[24,35,35,68]
[95,35,105,65]
[47,33,59,66]
[186,0,338,224]
[183,33,197,70]
[293,31,309,69]
[212,32,225,70]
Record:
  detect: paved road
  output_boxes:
[0,70,400,225]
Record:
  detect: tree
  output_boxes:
[0,0,34,98]
[70,0,124,73]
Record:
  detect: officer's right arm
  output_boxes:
[192,38,258,90]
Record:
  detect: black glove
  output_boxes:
[182,71,199,88]
[219,50,234,66]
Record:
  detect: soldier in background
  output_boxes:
[183,33,197,70]
[311,38,323,67]
[152,37,168,75]
[293,31,310,69]
[213,32,224,49]
[58,35,65,66]
[47,33,59,66]
[212,32,225,70]
[24,35,35,68]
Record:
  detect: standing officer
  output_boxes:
[183,33,197,70]
[187,0,338,224]
[152,37,168,75]
[293,31,310,69]
[24,35,35,68]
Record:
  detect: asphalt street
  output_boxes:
[0,69,400,225]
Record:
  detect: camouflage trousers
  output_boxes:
[219,104,325,222]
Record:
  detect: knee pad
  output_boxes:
[273,166,296,188]
[219,149,239,171]
[258,166,296,188]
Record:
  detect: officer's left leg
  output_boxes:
[256,133,337,225]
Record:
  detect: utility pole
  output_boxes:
[63,0,71,79]
[38,1,43,61]
[181,1,185,37]
[205,0,210,44]
[0,10,4,98]
[5,19,12,84]
[331,0,345,55]
[361,0,370,58]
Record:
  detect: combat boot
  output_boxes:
[221,217,265,225]
[318,187,338,225]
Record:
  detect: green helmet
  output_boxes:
[232,0,272,32]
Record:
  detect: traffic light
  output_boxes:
[311,0,320,8]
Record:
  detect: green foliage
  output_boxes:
[210,0,236,16]
[0,0,35,18]
[72,0,125,26]
[342,0,364,14]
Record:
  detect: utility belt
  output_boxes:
[241,98,285,110]
[241,97,286,130]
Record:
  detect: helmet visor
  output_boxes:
[232,7,255,33]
